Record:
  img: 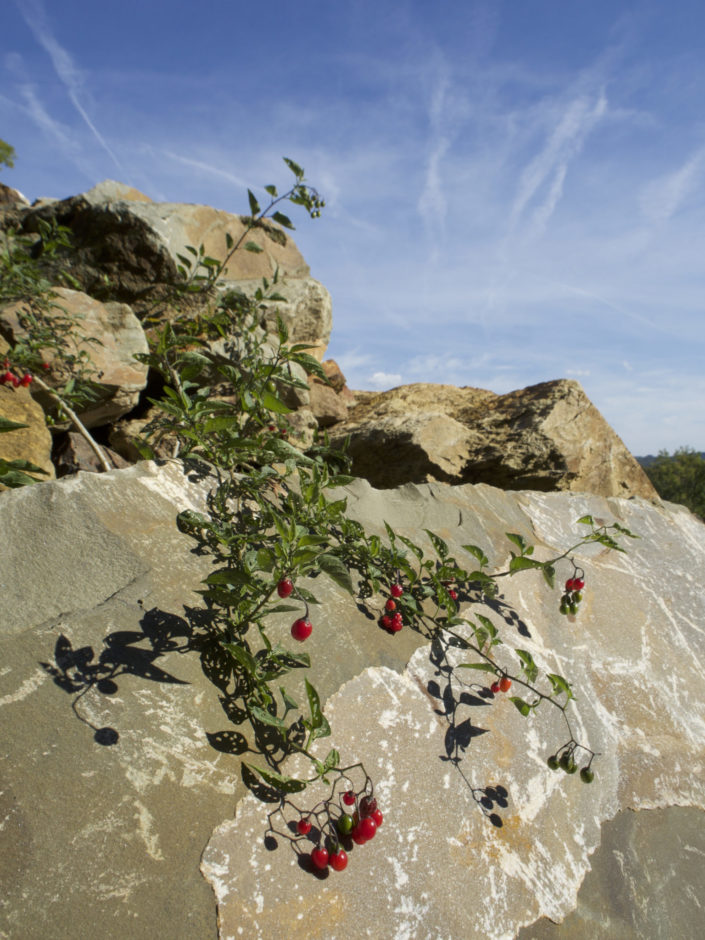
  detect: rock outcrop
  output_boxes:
[1,287,149,428]
[328,379,657,499]
[1,462,703,939]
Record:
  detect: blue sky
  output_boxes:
[2,0,704,455]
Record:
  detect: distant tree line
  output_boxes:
[639,447,705,520]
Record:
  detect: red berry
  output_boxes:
[573,578,585,591]
[499,676,512,693]
[41,362,50,370]
[565,578,575,591]
[359,816,377,840]
[351,824,367,845]
[2,371,14,385]
[381,615,393,629]
[449,589,458,601]
[390,583,403,598]
[371,808,383,827]
[359,795,377,816]
[342,790,356,806]
[385,598,396,612]
[330,849,348,871]
[311,846,329,869]
[10,375,20,387]
[390,613,403,632]
[267,424,276,431]
[297,817,312,835]
[291,618,312,641]
[277,578,293,598]
[490,681,501,694]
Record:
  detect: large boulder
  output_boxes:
[1,462,704,939]
[0,376,54,485]
[0,287,149,428]
[14,183,311,305]
[329,379,657,499]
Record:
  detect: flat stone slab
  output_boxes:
[202,482,705,939]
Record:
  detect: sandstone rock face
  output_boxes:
[329,379,657,499]
[1,463,704,939]
[0,287,149,428]
[256,276,333,360]
[0,384,54,482]
[0,182,29,206]
[18,186,310,304]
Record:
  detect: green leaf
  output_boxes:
[475,614,498,639]
[221,642,257,676]
[272,211,294,229]
[509,696,531,717]
[265,184,278,197]
[291,351,327,383]
[283,157,304,179]
[397,534,424,560]
[308,714,331,742]
[246,764,307,793]
[261,389,292,414]
[542,564,555,589]
[509,556,545,574]
[546,673,574,701]
[203,415,240,433]
[250,705,286,730]
[321,747,340,773]
[515,649,538,683]
[206,568,252,586]
[225,232,234,250]
[576,515,594,526]
[457,662,497,673]
[317,553,354,594]
[463,544,489,567]
[244,241,264,253]
[0,416,30,433]
[304,678,323,729]
[505,532,529,554]
[247,189,261,216]
[424,529,449,559]
[279,687,298,715]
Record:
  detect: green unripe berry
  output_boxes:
[574,591,583,602]
[337,813,354,835]
[560,604,568,615]
[569,603,578,615]
[547,755,560,771]
[566,761,578,774]
[580,768,594,783]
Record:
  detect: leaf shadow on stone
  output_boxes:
[38,602,214,748]
[425,631,509,827]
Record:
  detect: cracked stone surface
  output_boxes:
[1,466,704,939]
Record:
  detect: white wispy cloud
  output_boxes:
[13,0,122,170]
[639,144,705,223]
[369,371,402,389]
[509,91,608,237]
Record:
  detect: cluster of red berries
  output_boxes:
[490,675,512,695]
[559,571,585,616]
[277,577,315,642]
[298,789,383,872]
[0,367,33,388]
[380,582,404,632]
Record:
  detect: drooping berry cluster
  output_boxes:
[490,675,512,695]
[0,361,33,388]
[546,742,595,782]
[380,581,404,632]
[285,768,382,874]
[559,568,585,616]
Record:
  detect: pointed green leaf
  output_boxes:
[457,662,497,673]
[317,553,353,594]
[244,241,264,253]
[246,764,307,793]
[250,705,286,730]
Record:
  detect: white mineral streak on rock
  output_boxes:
[133,800,165,861]
[202,492,705,938]
[0,667,47,706]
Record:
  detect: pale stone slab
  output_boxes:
[202,481,705,939]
